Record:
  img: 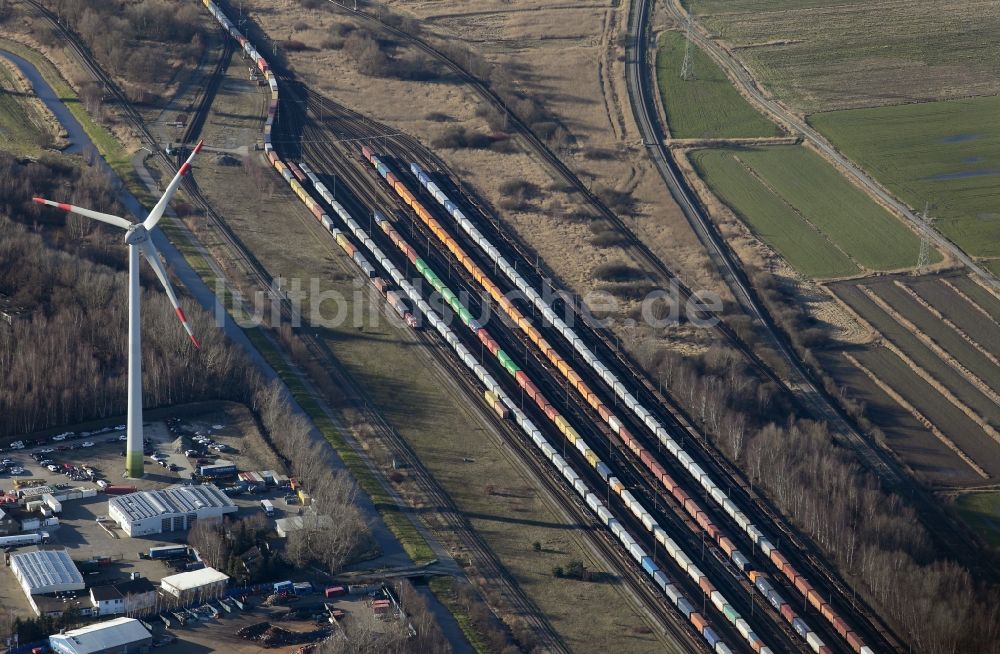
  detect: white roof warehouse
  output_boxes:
[11,548,85,596]
[49,617,152,654]
[108,484,237,537]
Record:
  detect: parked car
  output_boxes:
[118,434,128,441]
[51,435,66,442]
[47,465,60,472]
[80,441,94,448]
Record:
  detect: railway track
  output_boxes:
[280,81,707,653]
[180,35,235,147]
[280,84,853,652]
[291,86,898,653]
[32,2,662,649]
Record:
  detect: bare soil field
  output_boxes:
[830,280,1000,429]
[186,54,668,652]
[817,349,986,487]
[823,274,1000,485]
[906,276,1000,358]
[871,281,1000,392]
[687,0,1000,112]
[852,346,999,481]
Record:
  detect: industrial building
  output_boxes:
[160,566,229,602]
[10,548,85,596]
[107,484,237,537]
[49,617,152,654]
[9,548,87,616]
[89,576,157,617]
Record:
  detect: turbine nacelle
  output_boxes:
[125,224,150,246]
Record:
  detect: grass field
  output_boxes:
[955,492,1000,547]
[691,145,927,277]
[0,38,136,185]
[691,148,859,278]
[685,1,1000,112]
[810,96,1000,264]
[655,30,780,139]
[0,58,46,155]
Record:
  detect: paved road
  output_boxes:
[660,1,999,290]
[624,0,904,485]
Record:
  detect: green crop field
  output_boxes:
[955,492,1000,547]
[655,31,780,139]
[691,145,927,277]
[811,96,1000,266]
[690,148,859,278]
[684,1,1000,112]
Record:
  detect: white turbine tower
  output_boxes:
[33,141,204,478]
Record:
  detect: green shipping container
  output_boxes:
[723,604,738,623]
[415,258,430,275]
[497,351,520,376]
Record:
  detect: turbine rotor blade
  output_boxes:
[139,241,201,349]
[32,197,131,230]
[143,140,204,231]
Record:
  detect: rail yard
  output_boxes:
[1,0,999,652]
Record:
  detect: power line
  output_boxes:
[917,201,934,270]
[680,17,695,81]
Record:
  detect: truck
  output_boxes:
[197,462,237,478]
[260,499,275,517]
[104,485,137,495]
[0,533,42,548]
[148,545,189,560]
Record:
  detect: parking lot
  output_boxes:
[0,402,297,623]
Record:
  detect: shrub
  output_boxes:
[594,261,644,282]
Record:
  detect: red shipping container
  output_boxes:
[698,576,713,595]
[832,617,849,639]
[361,145,373,161]
[846,631,863,652]
[780,604,796,623]
[690,612,708,634]
[324,586,346,598]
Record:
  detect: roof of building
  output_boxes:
[108,484,235,522]
[275,513,333,537]
[11,549,84,593]
[114,577,155,595]
[33,591,92,616]
[89,585,123,602]
[49,617,151,654]
[160,566,229,592]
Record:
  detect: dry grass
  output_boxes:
[240,0,728,327]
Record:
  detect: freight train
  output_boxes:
[401,155,875,654]
[195,2,868,652]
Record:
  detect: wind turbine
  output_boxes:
[33,141,204,478]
